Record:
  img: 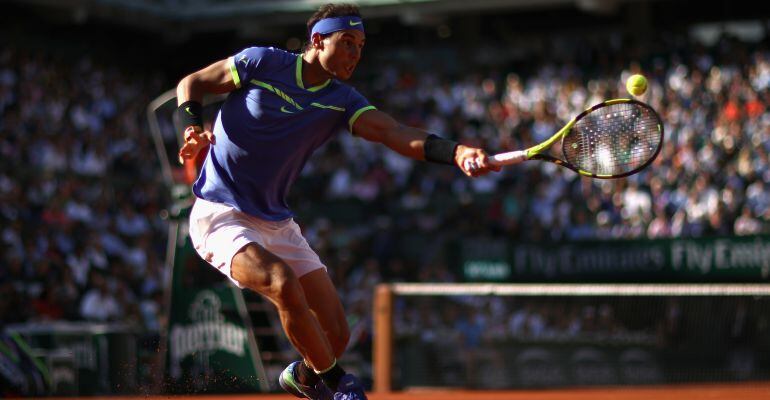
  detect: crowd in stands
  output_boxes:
[1,27,769,382]
[0,46,167,329]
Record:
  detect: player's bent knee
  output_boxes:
[231,244,300,308]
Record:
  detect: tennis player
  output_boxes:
[176,3,498,399]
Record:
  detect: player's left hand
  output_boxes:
[178,126,215,164]
[455,145,501,177]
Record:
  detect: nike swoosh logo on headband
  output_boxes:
[349,20,362,26]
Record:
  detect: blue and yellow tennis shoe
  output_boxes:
[278,361,333,400]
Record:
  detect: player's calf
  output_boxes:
[326,323,350,358]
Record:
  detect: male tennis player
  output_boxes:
[176,3,498,399]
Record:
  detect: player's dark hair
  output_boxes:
[303,3,361,51]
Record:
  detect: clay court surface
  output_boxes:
[48,382,770,400]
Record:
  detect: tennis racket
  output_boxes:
[479,99,663,179]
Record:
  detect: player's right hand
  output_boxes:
[178,126,215,164]
[455,145,501,177]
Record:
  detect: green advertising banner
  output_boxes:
[162,203,268,393]
[458,235,770,282]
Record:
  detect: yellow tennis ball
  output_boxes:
[626,74,647,96]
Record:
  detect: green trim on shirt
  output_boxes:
[295,55,331,92]
[251,79,304,111]
[228,56,242,88]
[311,102,345,112]
[348,105,377,133]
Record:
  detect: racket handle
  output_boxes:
[490,150,528,166]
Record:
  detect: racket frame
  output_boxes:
[491,98,663,179]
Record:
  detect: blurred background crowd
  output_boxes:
[1,0,769,391]
[0,46,167,327]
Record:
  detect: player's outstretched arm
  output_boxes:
[351,109,500,177]
[175,59,237,163]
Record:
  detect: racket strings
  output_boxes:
[564,102,661,175]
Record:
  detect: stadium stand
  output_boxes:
[1,0,769,393]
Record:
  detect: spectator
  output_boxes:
[79,272,122,322]
[734,205,763,235]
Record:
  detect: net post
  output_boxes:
[373,283,393,393]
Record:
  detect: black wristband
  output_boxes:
[424,134,459,165]
[176,100,203,131]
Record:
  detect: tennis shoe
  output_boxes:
[278,361,333,400]
[332,374,368,400]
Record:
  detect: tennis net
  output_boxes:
[373,283,770,391]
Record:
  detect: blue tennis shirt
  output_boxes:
[193,47,376,221]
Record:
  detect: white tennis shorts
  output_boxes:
[188,197,326,288]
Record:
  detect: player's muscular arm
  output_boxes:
[352,110,427,159]
[177,59,237,104]
[176,59,236,163]
[352,109,500,176]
